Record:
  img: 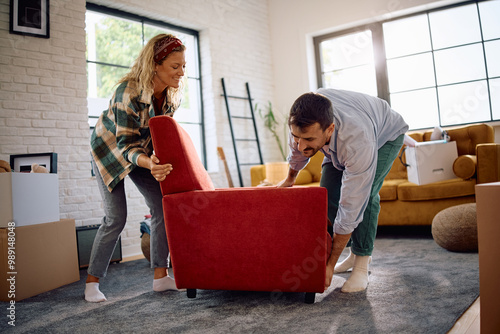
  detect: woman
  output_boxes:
[85,34,187,302]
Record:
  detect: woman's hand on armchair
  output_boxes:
[137,154,173,182]
[149,155,173,182]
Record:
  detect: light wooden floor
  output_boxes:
[448,297,480,334]
[122,254,481,333]
[122,254,146,262]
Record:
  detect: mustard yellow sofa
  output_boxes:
[250,150,324,188]
[250,123,500,226]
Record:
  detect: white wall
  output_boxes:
[0,0,278,258]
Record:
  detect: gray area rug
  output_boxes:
[1,228,479,333]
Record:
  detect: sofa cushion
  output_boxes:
[385,133,423,180]
[149,115,215,195]
[380,179,407,201]
[296,169,313,185]
[398,178,476,201]
[423,123,494,155]
[306,151,324,182]
[453,155,476,179]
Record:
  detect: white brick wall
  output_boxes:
[0,0,279,259]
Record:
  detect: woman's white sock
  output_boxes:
[341,255,371,293]
[153,275,182,292]
[85,282,107,302]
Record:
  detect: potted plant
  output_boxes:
[256,101,287,161]
[256,101,289,185]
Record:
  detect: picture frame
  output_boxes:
[9,0,50,39]
[10,153,58,173]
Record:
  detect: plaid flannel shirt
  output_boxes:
[91,80,175,192]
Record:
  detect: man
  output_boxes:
[278,89,408,292]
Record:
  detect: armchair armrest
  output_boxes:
[476,143,500,184]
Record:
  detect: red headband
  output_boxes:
[154,37,183,64]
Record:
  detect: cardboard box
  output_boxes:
[405,140,458,185]
[0,173,60,227]
[475,182,500,334]
[0,219,80,302]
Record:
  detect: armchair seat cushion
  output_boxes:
[398,178,476,201]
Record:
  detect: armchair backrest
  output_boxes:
[149,115,214,195]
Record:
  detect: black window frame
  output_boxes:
[85,3,206,165]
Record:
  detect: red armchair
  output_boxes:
[149,115,330,303]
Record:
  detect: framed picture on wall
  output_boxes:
[10,153,58,173]
[9,0,50,38]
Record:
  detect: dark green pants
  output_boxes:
[320,134,404,256]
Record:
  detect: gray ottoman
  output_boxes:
[431,203,478,252]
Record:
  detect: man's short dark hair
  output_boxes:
[288,92,334,131]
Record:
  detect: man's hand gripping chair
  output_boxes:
[149,116,331,303]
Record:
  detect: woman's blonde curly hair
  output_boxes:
[118,34,186,109]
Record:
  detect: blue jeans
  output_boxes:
[320,134,405,256]
[88,161,169,278]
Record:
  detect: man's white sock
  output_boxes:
[335,249,372,274]
[153,275,182,292]
[341,255,370,293]
[85,282,107,302]
[334,248,355,273]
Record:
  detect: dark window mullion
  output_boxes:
[476,1,494,121]
[371,23,390,103]
[313,35,324,89]
[322,63,371,75]
[86,60,130,69]
[426,12,442,127]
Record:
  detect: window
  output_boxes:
[316,29,378,96]
[85,4,205,164]
[315,0,500,130]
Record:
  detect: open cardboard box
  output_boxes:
[405,140,458,185]
[476,182,500,334]
[0,219,80,302]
